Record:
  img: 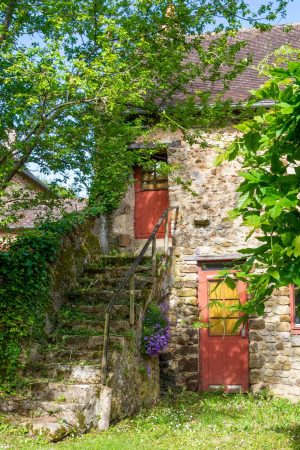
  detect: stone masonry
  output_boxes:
[111,126,300,400]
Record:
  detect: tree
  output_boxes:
[0,0,290,225]
[216,46,300,317]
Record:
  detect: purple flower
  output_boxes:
[142,303,171,357]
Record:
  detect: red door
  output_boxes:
[134,166,169,239]
[199,267,249,392]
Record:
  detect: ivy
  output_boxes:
[0,207,102,390]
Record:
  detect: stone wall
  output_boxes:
[249,287,300,402]
[49,216,108,330]
[109,340,160,422]
[112,126,299,400]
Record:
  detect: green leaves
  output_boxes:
[218,48,300,319]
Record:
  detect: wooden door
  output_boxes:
[199,267,249,392]
[134,166,169,239]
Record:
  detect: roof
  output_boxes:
[184,24,300,103]
[6,198,87,231]
[21,168,51,192]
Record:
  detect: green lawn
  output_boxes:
[1,391,300,449]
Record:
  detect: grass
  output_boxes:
[1,391,300,449]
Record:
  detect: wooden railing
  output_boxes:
[100,206,179,384]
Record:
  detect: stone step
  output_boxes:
[58,334,128,350]
[85,265,152,276]
[0,399,93,440]
[61,319,129,334]
[0,396,87,415]
[79,275,153,290]
[69,288,151,304]
[24,363,101,383]
[92,255,152,268]
[38,348,102,364]
[27,382,98,403]
[77,304,142,319]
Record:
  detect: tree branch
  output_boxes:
[0,0,17,46]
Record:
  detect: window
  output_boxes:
[141,157,168,191]
[290,285,300,332]
[208,280,242,336]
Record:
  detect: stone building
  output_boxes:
[0,169,85,241]
[110,25,300,401]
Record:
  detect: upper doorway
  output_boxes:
[134,158,169,239]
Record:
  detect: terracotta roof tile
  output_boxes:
[182,24,300,102]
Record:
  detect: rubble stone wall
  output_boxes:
[112,127,299,400]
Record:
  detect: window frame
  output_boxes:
[290,285,300,334]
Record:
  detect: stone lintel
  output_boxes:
[184,254,245,262]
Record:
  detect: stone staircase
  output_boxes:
[0,255,159,441]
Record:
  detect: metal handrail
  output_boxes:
[100,206,178,384]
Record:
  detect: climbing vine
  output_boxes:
[0,207,103,390]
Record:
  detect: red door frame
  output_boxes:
[198,265,249,392]
[134,167,169,239]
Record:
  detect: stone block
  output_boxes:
[182,280,198,288]
[249,354,265,369]
[176,288,197,297]
[275,322,290,332]
[275,341,284,351]
[265,336,277,343]
[249,370,261,384]
[280,315,290,322]
[179,306,198,317]
[291,335,300,347]
[180,265,198,273]
[249,342,258,353]
[276,296,290,306]
[265,315,280,324]
[249,318,265,330]
[178,357,198,373]
[249,331,264,342]
[272,305,290,315]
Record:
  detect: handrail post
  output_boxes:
[164,212,169,256]
[152,237,157,276]
[100,206,178,385]
[129,274,135,326]
[101,311,110,384]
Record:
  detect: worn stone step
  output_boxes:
[25,363,102,383]
[77,304,142,319]
[27,382,99,403]
[92,255,152,268]
[62,319,130,334]
[79,275,153,290]
[0,399,91,439]
[38,348,102,364]
[0,396,86,415]
[84,265,152,276]
[69,288,151,304]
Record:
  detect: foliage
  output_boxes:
[216,46,300,317]
[2,392,300,449]
[0,0,289,224]
[142,303,170,356]
[0,207,99,388]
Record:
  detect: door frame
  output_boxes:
[198,262,249,392]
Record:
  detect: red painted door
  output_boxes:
[199,267,249,392]
[134,166,169,239]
